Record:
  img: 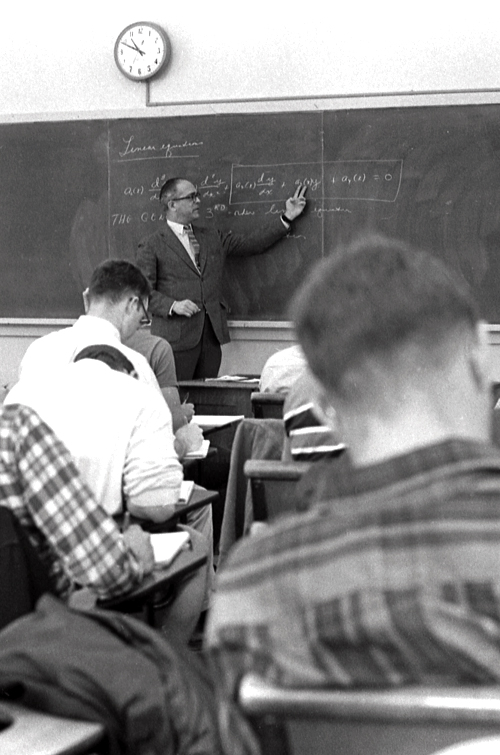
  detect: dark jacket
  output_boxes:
[0,595,224,755]
[136,218,287,352]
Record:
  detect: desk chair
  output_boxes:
[251,391,286,419]
[0,701,105,755]
[239,673,500,755]
[96,536,207,627]
[0,505,206,630]
[243,459,311,521]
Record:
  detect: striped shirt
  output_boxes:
[207,438,500,698]
[282,367,345,461]
[0,404,143,599]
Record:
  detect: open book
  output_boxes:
[150,530,191,568]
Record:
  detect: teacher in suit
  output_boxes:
[136,177,307,380]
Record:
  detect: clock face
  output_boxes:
[114,22,170,81]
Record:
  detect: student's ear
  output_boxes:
[469,321,491,393]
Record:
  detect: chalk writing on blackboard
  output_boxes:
[229,160,403,205]
[117,136,203,161]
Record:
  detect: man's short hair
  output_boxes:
[159,177,185,203]
[291,234,479,398]
[88,260,150,304]
[74,344,138,377]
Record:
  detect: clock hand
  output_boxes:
[121,41,145,55]
[130,39,146,55]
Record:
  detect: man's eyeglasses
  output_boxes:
[138,298,151,326]
[173,191,201,202]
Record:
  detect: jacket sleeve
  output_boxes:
[136,235,176,319]
[221,215,289,259]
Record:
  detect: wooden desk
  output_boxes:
[115,486,219,532]
[97,536,207,623]
[179,378,259,418]
[0,702,105,755]
[194,415,245,435]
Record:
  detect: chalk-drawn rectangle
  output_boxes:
[229,163,322,205]
[324,160,403,202]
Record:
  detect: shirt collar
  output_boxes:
[330,438,500,498]
[75,315,121,343]
[167,219,189,234]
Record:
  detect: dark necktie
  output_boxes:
[183,225,200,270]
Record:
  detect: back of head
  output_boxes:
[88,259,150,305]
[291,234,479,403]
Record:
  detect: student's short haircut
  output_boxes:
[291,234,479,397]
[159,177,185,202]
[88,260,150,304]
[73,344,137,377]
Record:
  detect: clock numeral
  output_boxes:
[148,66,151,72]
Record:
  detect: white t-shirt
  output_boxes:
[6,359,183,515]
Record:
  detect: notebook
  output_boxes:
[150,530,191,568]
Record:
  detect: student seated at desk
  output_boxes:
[207,235,500,712]
[0,403,152,603]
[6,345,213,638]
[125,327,196,434]
[19,259,202,459]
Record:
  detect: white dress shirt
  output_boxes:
[6,359,183,516]
[167,219,199,267]
[19,315,161,394]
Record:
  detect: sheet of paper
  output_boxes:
[150,530,190,568]
[192,415,244,429]
[182,438,211,458]
[178,479,195,503]
[204,375,260,383]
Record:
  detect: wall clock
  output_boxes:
[114,22,171,81]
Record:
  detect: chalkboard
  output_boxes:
[3,106,500,321]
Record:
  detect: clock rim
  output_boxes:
[114,21,171,82]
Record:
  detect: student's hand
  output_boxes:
[284,184,307,220]
[172,299,201,317]
[123,525,155,575]
[174,422,204,457]
[181,401,195,423]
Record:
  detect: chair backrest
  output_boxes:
[251,392,286,419]
[243,459,311,521]
[239,673,500,755]
[0,701,105,755]
[0,507,55,631]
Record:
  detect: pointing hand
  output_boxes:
[284,184,307,220]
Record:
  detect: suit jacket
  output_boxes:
[136,217,288,352]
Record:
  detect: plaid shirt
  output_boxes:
[207,438,500,698]
[0,404,143,599]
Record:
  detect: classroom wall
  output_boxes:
[2,1,500,385]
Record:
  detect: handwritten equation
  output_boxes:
[112,160,403,227]
[230,160,403,204]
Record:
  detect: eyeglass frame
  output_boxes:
[172,191,201,202]
[136,297,151,326]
